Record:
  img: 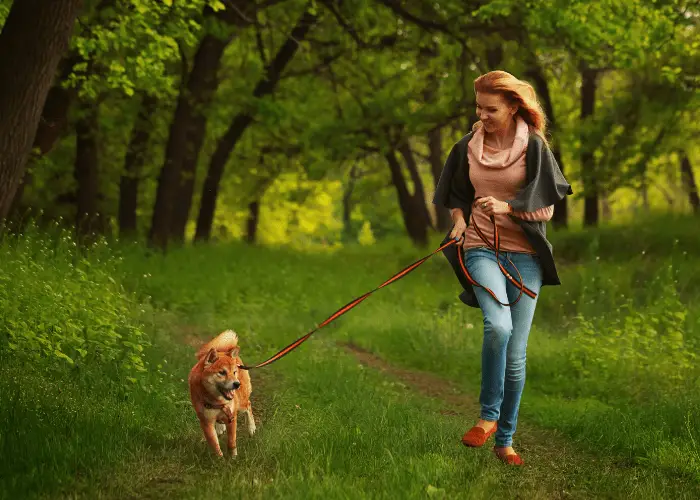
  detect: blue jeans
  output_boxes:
[465,247,543,447]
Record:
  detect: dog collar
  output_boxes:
[203,401,235,423]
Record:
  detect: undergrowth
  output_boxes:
[2,213,700,498]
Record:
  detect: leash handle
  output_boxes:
[458,197,537,307]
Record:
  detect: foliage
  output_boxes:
[68,0,214,99]
[0,0,9,26]
[3,0,700,245]
[569,264,697,398]
[0,221,150,386]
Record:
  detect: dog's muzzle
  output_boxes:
[218,380,241,400]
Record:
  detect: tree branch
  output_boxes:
[280,50,346,79]
[319,0,367,47]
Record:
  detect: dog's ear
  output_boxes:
[228,346,240,358]
[204,348,217,366]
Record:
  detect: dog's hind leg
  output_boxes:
[246,403,257,436]
[226,410,239,457]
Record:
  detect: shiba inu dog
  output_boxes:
[188,330,256,457]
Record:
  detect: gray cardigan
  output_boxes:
[432,131,573,308]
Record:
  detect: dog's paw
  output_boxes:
[215,422,226,436]
[248,421,257,436]
[230,447,238,458]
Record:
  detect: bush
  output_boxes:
[0,223,150,387]
[568,262,697,400]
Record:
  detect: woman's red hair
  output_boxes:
[472,70,549,146]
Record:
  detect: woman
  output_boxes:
[432,71,572,466]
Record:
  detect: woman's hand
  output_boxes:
[449,208,468,246]
[477,196,512,216]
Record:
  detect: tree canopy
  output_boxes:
[0,0,697,248]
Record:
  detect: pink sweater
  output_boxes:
[463,117,553,254]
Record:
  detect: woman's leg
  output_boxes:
[465,248,512,424]
[493,251,542,448]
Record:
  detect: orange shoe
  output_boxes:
[493,446,524,466]
[461,423,497,447]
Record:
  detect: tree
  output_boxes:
[194,4,319,242]
[149,1,260,248]
[0,0,84,221]
[680,152,700,214]
[119,93,158,239]
[74,98,102,237]
[580,63,599,227]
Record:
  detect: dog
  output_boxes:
[188,329,256,457]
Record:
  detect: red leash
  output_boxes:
[457,198,538,306]
[239,207,537,371]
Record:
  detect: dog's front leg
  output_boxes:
[226,410,239,457]
[199,418,223,457]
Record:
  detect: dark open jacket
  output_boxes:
[432,130,573,308]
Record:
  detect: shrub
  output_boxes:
[0,223,150,387]
[569,262,697,400]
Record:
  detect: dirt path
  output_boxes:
[340,341,700,500]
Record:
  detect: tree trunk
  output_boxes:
[640,179,650,212]
[168,15,244,243]
[148,6,228,248]
[0,0,83,221]
[119,93,157,239]
[385,150,429,247]
[398,141,433,231]
[74,103,100,238]
[580,66,599,227]
[428,127,451,232]
[150,2,262,248]
[485,45,503,70]
[32,54,81,156]
[245,200,261,244]
[148,76,191,247]
[194,114,254,243]
[342,164,359,239]
[30,0,116,160]
[194,7,318,242]
[418,42,451,233]
[7,169,33,224]
[601,194,611,222]
[525,60,568,228]
[680,152,699,214]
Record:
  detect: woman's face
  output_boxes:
[475,92,517,134]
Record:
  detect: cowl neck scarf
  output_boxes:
[468,115,530,169]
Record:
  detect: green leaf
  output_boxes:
[54,350,75,365]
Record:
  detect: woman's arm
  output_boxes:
[510,205,554,222]
[449,207,468,244]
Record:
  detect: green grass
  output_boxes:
[2,214,700,498]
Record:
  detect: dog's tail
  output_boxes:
[195,329,239,359]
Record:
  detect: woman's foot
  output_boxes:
[461,419,497,447]
[475,419,497,432]
[493,445,524,466]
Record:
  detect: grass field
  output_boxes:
[2,213,700,499]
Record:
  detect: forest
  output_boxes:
[1,1,700,499]
[0,0,697,248]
